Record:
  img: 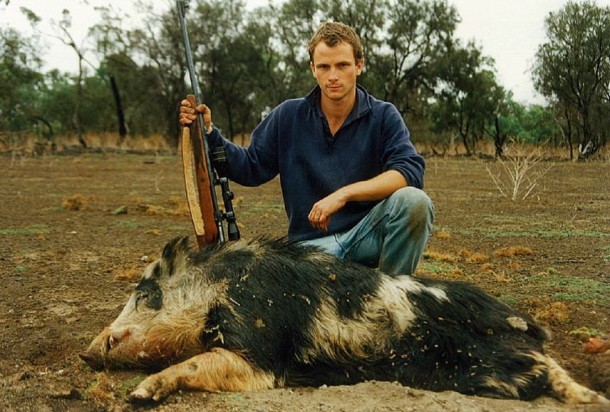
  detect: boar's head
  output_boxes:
[80,237,228,370]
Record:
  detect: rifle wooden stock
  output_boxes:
[181,95,218,247]
[178,0,238,247]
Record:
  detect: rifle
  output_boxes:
[177,0,240,248]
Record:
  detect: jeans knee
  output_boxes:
[389,187,434,222]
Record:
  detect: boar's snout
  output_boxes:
[80,327,111,370]
[79,352,104,370]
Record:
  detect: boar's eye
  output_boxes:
[135,293,148,311]
[135,278,163,310]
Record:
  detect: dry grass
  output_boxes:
[1,132,172,156]
[491,272,513,284]
[62,194,88,211]
[424,250,459,263]
[85,372,117,407]
[167,195,191,215]
[135,198,190,217]
[529,300,571,326]
[425,246,533,268]
[458,249,489,263]
[493,246,534,257]
[113,264,145,282]
[145,229,162,236]
[4,129,610,165]
[433,231,452,240]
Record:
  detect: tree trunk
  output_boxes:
[225,104,234,143]
[109,75,128,142]
[494,115,504,158]
[563,107,574,160]
[578,114,598,159]
[460,131,471,155]
[32,115,54,138]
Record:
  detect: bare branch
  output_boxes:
[484,141,554,201]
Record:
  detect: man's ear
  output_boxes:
[310,61,316,77]
[356,58,365,76]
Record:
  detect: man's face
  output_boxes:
[310,41,364,103]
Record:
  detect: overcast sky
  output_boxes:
[2,0,609,104]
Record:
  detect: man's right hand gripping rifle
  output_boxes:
[179,100,213,134]
[179,98,240,246]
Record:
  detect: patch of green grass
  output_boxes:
[169,225,188,232]
[496,294,518,307]
[114,220,143,229]
[497,267,610,307]
[523,272,610,305]
[14,265,30,273]
[542,267,560,276]
[216,392,245,402]
[419,261,460,274]
[2,387,25,401]
[569,326,604,338]
[452,228,609,239]
[119,375,146,398]
[239,203,285,216]
[214,392,250,410]
[0,224,49,235]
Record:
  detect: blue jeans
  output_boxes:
[301,187,434,276]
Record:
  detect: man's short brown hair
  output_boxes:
[307,22,364,63]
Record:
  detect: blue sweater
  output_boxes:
[206,85,425,241]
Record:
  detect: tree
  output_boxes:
[89,5,134,139]
[533,1,610,158]
[22,7,97,148]
[430,41,503,155]
[0,27,43,133]
[54,10,92,148]
[519,104,560,146]
[3,0,508,152]
[264,0,462,143]
[78,0,491,150]
[370,0,459,118]
[190,0,272,139]
[490,90,512,158]
[98,53,168,137]
[262,0,321,104]
[38,70,79,136]
[307,0,460,122]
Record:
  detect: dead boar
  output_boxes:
[81,237,609,405]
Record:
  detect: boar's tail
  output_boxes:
[542,354,609,405]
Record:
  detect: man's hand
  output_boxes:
[308,191,348,231]
[179,99,213,131]
[307,170,408,232]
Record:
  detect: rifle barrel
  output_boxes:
[177,0,226,243]
[177,0,202,105]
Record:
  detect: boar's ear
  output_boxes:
[160,236,192,277]
[162,236,191,259]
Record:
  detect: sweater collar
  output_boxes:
[306,84,371,123]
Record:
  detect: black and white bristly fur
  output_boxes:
[81,236,609,405]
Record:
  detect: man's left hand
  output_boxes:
[308,192,347,231]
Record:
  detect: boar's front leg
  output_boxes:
[129,347,276,402]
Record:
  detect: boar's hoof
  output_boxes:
[129,374,177,403]
[129,387,155,403]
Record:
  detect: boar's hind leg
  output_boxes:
[129,348,276,402]
[544,355,610,405]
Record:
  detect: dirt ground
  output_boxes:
[1,152,608,411]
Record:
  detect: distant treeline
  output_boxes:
[1,0,608,159]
